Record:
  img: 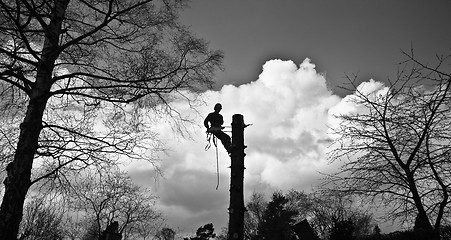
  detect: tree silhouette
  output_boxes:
[156,227,176,240]
[329,217,355,240]
[18,197,65,240]
[256,192,298,240]
[67,169,162,239]
[289,190,373,239]
[184,223,216,240]
[0,0,223,237]
[327,50,451,237]
[244,192,267,240]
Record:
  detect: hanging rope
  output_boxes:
[205,132,220,190]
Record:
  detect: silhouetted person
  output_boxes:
[204,103,232,153]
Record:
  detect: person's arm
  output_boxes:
[219,114,224,126]
[204,114,211,128]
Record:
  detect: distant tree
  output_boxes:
[285,190,315,222]
[195,223,216,240]
[68,169,162,239]
[256,192,298,240]
[0,0,223,238]
[244,192,267,240]
[156,227,176,240]
[18,197,65,240]
[329,217,355,240]
[243,190,373,240]
[134,218,165,240]
[291,190,373,240]
[327,50,451,237]
[184,223,216,240]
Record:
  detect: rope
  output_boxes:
[205,132,220,190]
[215,140,219,190]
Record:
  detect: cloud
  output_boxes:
[129,58,344,232]
[327,79,390,138]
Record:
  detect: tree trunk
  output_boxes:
[228,114,246,240]
[407,174,433,231]
[0,1,70,238]
[0,99,47,239]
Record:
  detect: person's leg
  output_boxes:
[213,131,231,151]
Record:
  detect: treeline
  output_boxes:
[180,189,377,240]
[182,189,451,240]
[240,190,375,240]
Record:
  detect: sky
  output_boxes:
[127,0,451,236]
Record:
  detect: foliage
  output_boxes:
[329,217,355,240]
[184,223,216,240]
[327,51,451,233]
[256,192,298,240]
[155,227,176,240]
[287,190,374,240]
[243,190,374,240]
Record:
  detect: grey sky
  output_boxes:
[181,1,451,95]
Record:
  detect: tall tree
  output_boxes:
[0,0,223,238]
[327,51,451,236]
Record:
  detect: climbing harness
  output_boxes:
[205,131,220,190]
[205,130,217,151]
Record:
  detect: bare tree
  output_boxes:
[67,169,163,240]
[327,51,451,236]
[18,196,65,240]
[243,192,267,240]
[0,0,223,237]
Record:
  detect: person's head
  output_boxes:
[214,103,222,112]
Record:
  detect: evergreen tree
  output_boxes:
[256,192,298,240]
[184,223,216,240]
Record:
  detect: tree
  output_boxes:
[18,196,65,240]
[156,227,176,240]
[256,192,298,240]
[327,51,451,236]
[244,192,267,240]
[329,217,355,240]
[134,217,165,240]
[184,223,216,240]
[287,190,373,240]
[0,0,223,238]
[67,169,162,240]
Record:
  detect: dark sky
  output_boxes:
[180,0,451,96]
